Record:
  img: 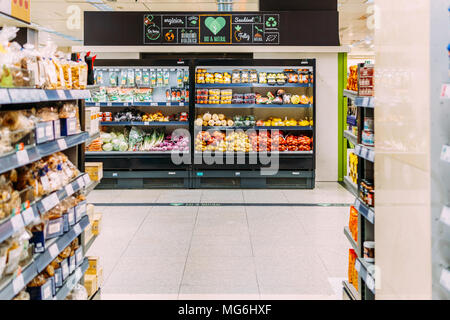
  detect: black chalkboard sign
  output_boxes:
[84,11,339,46]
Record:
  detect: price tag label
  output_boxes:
[62,262,69,277]
[73,223,82,235]
[366,274,375,291]
[48,243,59,259]
[362,147,369,159]
[75,267,82,280]
[57,139,67,150]
[441,84,450,99]
[77,177,85,188]
[355,145,361,156]
[22,207,35,225]
[441,145,450,163]
[65,183,74,196]
[292,172,300,175]
[12,274,25,294]
[71,91,79,99]
[83,174,91,185]
[168,172,176,175]
[368,150,375,162]
[368,210,375,223]
[10,214,24,232]
[0,89,10,103]
[166,102,171,106]
[16,150,29,165]
[179,102,184,106]
[57,90,66,100]
[440,269,450,291]
[440,206,450,226]
[363,97,369,106]
[144,122,149,126]
[151,102,158,106]
[42,192,59,211]
[107,102,112,106]
[95,102,100,107]
[123,102,129,107]
[355,259,361,273]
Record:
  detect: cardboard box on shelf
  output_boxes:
[87,256,99,275]
[82,223,94,247]
[97,266,104,287]
[87,204,95,222]
[85,162,103,181]
[92,213,102,236]
[84,274,98,298]
[85,107,100,136]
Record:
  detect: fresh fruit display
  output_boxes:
[86,128,189,152]
[195,130,313,153]
[255,116,313,127]
[249,131,312,152]
[100,108,188,122]
[195,68,313,85]
[195,113,255,127]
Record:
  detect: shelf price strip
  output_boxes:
[354,198,374,224]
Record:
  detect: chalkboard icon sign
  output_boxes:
[264,14,280,31]
[232,24,252,43]
[199,14,232,44]
[144,15,162,42]
[188,16,199,27]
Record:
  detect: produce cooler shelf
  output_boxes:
[197,126,313,131]
[85,102,188,107]
[195,83,313,88]
[100,121,188,126]
[195,104,313,109]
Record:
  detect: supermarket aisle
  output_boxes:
[87,182,353,299]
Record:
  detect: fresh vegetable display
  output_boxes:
[86,127,189,152]
[195,130,312,152]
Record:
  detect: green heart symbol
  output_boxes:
[205,17,226,35]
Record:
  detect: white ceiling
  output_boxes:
[0,0,374,55]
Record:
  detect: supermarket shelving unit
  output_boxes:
[85,59,191,189]
[342,64,376,300]
[192,59,316,189]
[0,88,100,300]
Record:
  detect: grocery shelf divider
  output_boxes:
[344,226,358,253]
[37,132,90,158]
[355,257,376,294]
[342,280,360,300]
[0,89,90,105]
[34,215,90,273]
[0,146,41,175]
[343,176,358,197]
[354,197,375,224]
[355,144,375,162]
[344,130,358,146]
[53,258,89,300]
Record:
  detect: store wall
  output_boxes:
[374,0,432,299]
[254,52,339,182]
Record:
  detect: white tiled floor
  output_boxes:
[86,182,352,300]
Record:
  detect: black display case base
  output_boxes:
[95,170,190,189]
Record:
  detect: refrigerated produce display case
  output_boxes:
[84,60,191,189]
[85,59,316,189]
[192,59,316,188]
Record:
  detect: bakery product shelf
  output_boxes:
[0,89,90,105]
[34,215,90,273]
[0,259,37,300]
[195,83,313,88]
[0,132,89,175]
[0,204,39,244]
[195,104,313,109]
[354,197,375,224]
[100,121,188,126]
[85,102,187,107]
[53,257,88,300]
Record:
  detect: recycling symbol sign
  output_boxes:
[266,16,277,28]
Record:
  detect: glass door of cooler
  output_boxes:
[86,65,190,155]
[193,61,315,158]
